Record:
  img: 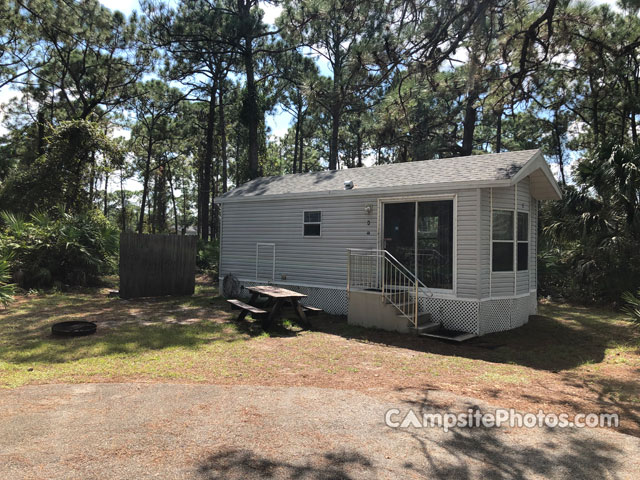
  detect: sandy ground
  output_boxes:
[1,383,639,479]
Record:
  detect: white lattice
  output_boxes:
[418,296,479,334]
[478,299,512,335]
[478,293,535,335]
[239,281,348,315]
[512,296,531,328]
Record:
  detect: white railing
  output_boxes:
[347,249,432,328]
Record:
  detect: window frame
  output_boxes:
[378,194,457,295]
[491,209,515,272]
[517,211,529,271]
[491,208,530,273]
[302,210,322,237]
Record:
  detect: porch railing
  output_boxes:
[346,248,432,328]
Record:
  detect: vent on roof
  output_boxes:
[344,180,354,190]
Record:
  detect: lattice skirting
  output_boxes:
[237,280,348,316]
[416,292,538,336]
[478,292,537,335]
[417,296,480,334]
[227,278,537,335]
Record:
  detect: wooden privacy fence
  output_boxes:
[119,233,197,299]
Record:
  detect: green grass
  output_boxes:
[1,287,639,424]
[0,284,260,387]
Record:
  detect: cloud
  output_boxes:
[261,3,283,25]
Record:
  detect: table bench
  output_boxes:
[226,299,267,320]
[229,285,316,329]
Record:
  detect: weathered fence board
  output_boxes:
[119,233,197,299]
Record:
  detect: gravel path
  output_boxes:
[1,383,638,479]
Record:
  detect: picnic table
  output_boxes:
[227,285,314,329]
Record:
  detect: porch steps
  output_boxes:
[409,321,440,335]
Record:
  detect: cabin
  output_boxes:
[215,149,562,339]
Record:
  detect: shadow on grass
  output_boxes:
[1,320,245,364]
[0,287,247,364]
[0,287,312,364]
[311,303,640,372]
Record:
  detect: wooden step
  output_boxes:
[226,299,267,315]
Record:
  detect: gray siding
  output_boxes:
[491,185,515,210]
[219,188,480,297]
[479,189,491,298]
[220,196,377,287]
[456,189,479,298]
[530,196,538,290]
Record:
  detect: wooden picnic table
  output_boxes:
[240,285,309,329]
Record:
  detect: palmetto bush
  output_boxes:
[622,290,640,328]
[0,253,15,306]
[0,209,119,288]
[539,143,640,304]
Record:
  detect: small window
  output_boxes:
[493,210,514,240]
[303,211,321,237]
[492,210,514,272]
[493,242,514,272]
[517,243,528,271]
[517,212,529,241]
[517,212,529,271]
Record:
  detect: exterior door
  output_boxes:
[383,202,415,270]
[383,199,454,290]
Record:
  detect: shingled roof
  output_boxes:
[217,149,561,202]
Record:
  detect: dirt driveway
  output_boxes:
[1,383,639,479]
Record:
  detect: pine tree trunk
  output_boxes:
[329,106,340,170]
[36,110,45,158]
[137,138,154,233]
[292,109,300,174]
[120,169,126,231]
[495,108,503,153]
[167,164,179,234]
[202,87,216,241]
[242,25,259,180]
[218,83,228,193]
[103,172,109,216]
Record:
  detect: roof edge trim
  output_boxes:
[215,178,512,204]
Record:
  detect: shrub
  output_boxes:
[622,289,640,328]
[0,253,15,305]
[196,239,219,276]
[0,209,119,288]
